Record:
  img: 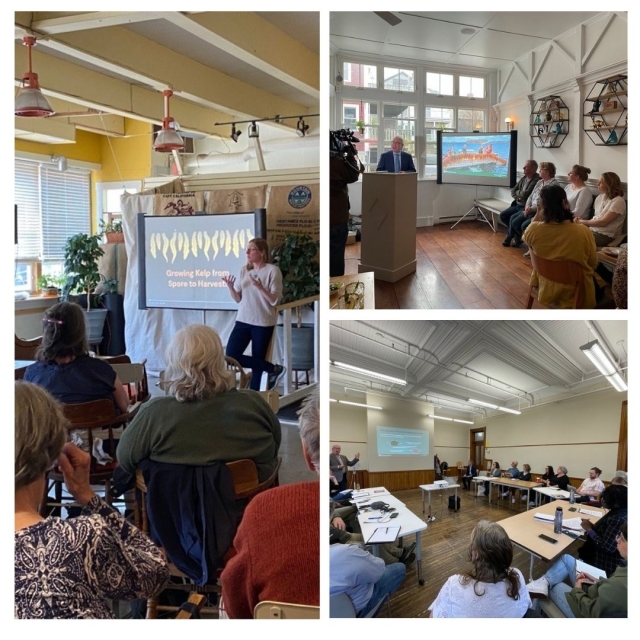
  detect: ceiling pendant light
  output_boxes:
[15,36,55,117]
[154,89,184,153]
[296,117,309,137]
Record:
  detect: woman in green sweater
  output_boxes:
[117,325,281,482]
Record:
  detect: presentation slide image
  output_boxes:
[377,426,429,456]
[441,134,509,179]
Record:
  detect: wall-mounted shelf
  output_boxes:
[583,74,627,146]
[530,95,569,148]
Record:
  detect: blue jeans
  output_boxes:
[500,202,524,231]
[509,210,534,242]
[330,222,349,277]
[225,321,275,391]
[358,562,406,617]
[541,554,577,618]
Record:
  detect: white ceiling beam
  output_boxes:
[28,12,165,35]
[15,117,77,144]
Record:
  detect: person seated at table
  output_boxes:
[578,484,627,577]
[14,381,168,619]
[462,459,477,490]
[545,465,571,492]
[117,324,281,483]
[574,467,606,503]
[531,464,556,507]
[501,460,520,498]
[219,388,319,618]
[611,470,627,486]
[527,523,627,618]
[330,536,407,617]
[509,463,532,504]
[483,461,501,497]
[565,164,594,220]
[429,520,531,617]
[576,172,626,246]
[522,185,599,309]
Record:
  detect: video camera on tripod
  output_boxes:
[330,128,360,158]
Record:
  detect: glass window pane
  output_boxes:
[458,109,485,132]
[426,73,453,96]
[459,76,485,98]
[384,67,415,92]
[343,62,377,89]
[382,103,416,157]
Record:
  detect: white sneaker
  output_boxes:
[529,501,536,508]
[511,497,516,504]
[521,495,527,500]
[502,491,510,498]
[527,577,549,599]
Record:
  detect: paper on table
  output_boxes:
[578,508,602,518]
[366,526,401,544]
[533,512,582,530]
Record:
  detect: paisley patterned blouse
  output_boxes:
[15,496,169,618]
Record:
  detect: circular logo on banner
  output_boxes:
[288,185,312,209]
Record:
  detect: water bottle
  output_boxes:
[554,506,563,534]
[569,487,575,504]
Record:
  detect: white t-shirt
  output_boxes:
[429,568,531,618]
[565,184,593,220]
[234,263,283,326]
[592,194,626,238]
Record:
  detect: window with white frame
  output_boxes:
[426,72,454,96]
[342,100,379,170]
[457,109,486,132]
[343,105,357,126]
[15,158,91,290]
[424,107,455,176]
[384,67,415,92]
[383,104,416,158]
[343,61,377,89]
[459,76,485,99]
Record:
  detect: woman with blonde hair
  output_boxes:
[577,172,626,246]
[117,324,281,482]
[429,520,530,617]
[566,164,594,220]
[222,237,285,391]
[14,381,168,618]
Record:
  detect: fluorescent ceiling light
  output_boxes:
[580,340,628,392]
[331,361,406,386]
[497,406,522,415]
[427,413,452,422]
[329,398,337,402]
[453,418,475,424]
[468,398,498,409]
[338,400,382,410]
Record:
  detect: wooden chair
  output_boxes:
[136,456,281,619]
[110,361,151,406]
[329,592,389,618]
[176,594,207,619]
[98,354,132,365]
[15,334,42,360]
[254,601,320,619]
[224,356,252,389]
[526,252,585,309]
[40,399,131,517]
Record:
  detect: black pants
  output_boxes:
[330,221,349,277]
[225,321,275,391]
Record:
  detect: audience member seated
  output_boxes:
[483,461,501,497]
[523,185,599,308]
[219,389,319,618]
[527,523,627,618]
[611,470,628,486]
[545,465,572,492]
[574,466,605,503]
[577,172,626,246]
[532,464,556,507]
[565,164,594,220]
[428,520,531,617]
[578,485,627,577]
[507,161,559,250]
[24,301,130,451]
[500,160,540,244]
[501,460,520,499]
[512,463,532,504]
[14,381,168,619]
[330,539,406,617]
[462,459,478,490]
[117,324,281,483]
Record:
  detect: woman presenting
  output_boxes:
[222,238,284,391]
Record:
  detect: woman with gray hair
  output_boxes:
[14,381,168,619]
[117,324,281,482]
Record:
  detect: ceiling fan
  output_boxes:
[374,12,402,26]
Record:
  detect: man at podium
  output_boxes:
[376,136,416,173]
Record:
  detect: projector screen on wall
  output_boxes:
[436,130,517,187]
[377,426,430,456]
[137,209,266,310]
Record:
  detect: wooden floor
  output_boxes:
[344,220,542,309]
[373,486,582,618]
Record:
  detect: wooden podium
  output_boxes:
[359,172,417,282]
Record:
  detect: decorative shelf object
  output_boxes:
[583,74,627,146]
[529,95,569,148]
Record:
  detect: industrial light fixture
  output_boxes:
[296,117,309,137]
[154,89,184,153]
[15,36,55,117]
[51,155,67,172]
[428,414,474,425]
[453,418,475,424]
[331,361,407,386]
[336,400,382,410]
[248,121,259,138]
[329,398,337,403]
[467,398,521,415]
[580,340,628,392]
[230,124,242,143]
[504,117,514,131]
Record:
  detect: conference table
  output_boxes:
[355,487,428,585]
[490,478,539,510]
[498,499,606,581]
[533,486,571,505]
[419,483,460,521]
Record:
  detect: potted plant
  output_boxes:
[37,274,67,297]
[63,233,108,345]
[355,120,366,135]
[99,218,124,243]
[272,232,320,377]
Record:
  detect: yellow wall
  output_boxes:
[96,119,153,182]
[15,128,102,163]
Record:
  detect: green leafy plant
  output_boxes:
[271,232,319,327]
[37,274,67,292]
[63,233,105,311]
[355,120,365,128]
[99,219,123,234]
